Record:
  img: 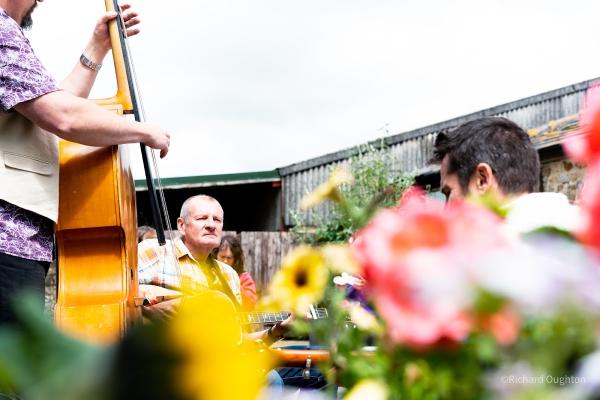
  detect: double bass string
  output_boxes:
[126,55,181,284]
[114,1,183,286]
[150,148,183,286]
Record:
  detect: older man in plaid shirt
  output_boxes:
[138,195,242,319]
[138,194,291,347]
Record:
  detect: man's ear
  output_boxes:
[469,163,498,195]
[176,217,185,235]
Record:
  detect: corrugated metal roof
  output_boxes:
[280,79,591,177]
[281,77,595,226]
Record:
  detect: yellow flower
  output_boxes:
[404,362,423,385]
[265,246,328,315]
[345,379,388,400]
[321,244,360,275]
[348,303,381,334]
[170,290,272,400]
[300,166,354,209]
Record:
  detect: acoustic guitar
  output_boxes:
[241,307,328,325]
[172,289,334,367]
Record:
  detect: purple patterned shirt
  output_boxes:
[0,8,59,262]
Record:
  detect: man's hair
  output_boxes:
[431,117,540,194]
[179,195,221,220]
[212,234,245,274]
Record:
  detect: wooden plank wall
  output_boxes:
[240,231,294,294]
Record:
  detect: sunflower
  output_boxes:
[266,246,329,315]
[300,166,353,209]
[169,291,272,400]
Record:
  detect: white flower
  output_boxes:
[578,351,600,395]
[473,236,600,314]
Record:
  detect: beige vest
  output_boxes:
[0,111,59,222]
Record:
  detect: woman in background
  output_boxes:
[137,225,157,243]
[214,234,257,311]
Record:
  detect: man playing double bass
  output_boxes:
[0,0,170,325]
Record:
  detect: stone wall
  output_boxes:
[540,159,585,202]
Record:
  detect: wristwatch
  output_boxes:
[80,53,102,71]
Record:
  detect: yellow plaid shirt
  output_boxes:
[138,237,241,304]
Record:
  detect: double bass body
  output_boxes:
[54,0,143,344]
[55,142,139,344]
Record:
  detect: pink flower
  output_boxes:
[377,291,473,348]
[574,160,600,251]
[563,82,600,165]
[353,187,508,349]
[562,81,600,253]
[480,307,520,346]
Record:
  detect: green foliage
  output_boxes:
[515,309,598,377]
[0,294,109,400]
[292,143,414,245]
[308,276,386,397]
[473,290,507,315]
[0,294,189,400]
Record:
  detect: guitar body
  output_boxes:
[271,347,330,366]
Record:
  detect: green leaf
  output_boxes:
[474,335,499,363]
[0,293,111,400]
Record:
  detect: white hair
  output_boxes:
[179,195,221,220]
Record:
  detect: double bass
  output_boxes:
[54,0,167,344]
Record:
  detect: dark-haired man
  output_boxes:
[432,117,540,202]
[432,117,580,233]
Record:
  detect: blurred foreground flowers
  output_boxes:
[170,291,272,400]
[260,129,600,398]
[0,291,271,400]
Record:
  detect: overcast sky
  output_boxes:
[27,0,600,179]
